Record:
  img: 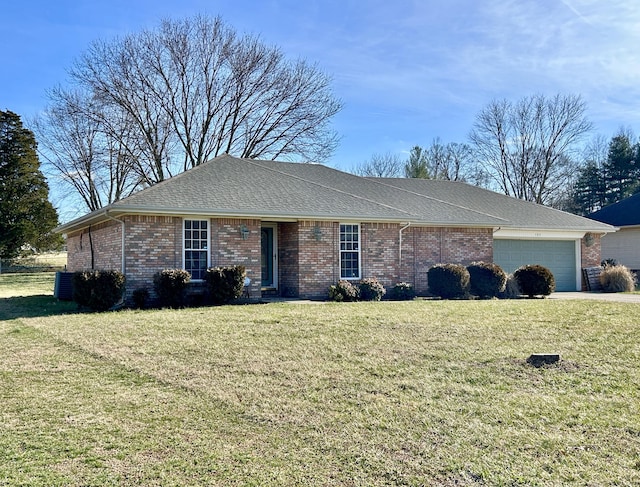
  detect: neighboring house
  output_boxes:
[588,193,640,271]
[57,154,614,299]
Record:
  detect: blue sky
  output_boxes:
[2,0,640,206]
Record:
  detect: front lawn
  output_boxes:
[1,274,639,485]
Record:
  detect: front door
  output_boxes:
[261,224,277,288]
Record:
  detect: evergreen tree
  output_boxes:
[404,146,430,179]
[0,110,62,258]
[566,161,606,215]
[603,132,639,204]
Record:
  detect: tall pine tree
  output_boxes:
[0,110,61,258]
[566,161,606,215]
[603,133,639,205]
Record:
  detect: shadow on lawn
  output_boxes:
[0,295,77,321]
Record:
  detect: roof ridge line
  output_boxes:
[368,178,510,223]
[243,158,425,220]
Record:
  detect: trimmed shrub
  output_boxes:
[205,265,246,304]
[132,288,150,309]
[72,271,94,308]
[467,261,507,298]
[427,264,470,299]
[153,269,191,308]
[513,264,555,297]
[389,282,416,301]
[72,270,126,311]
[499,274,521,299]
[358,277,386,301]
[599,264,636,293]
[328,280,359,302]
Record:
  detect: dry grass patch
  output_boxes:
[1,274,639,485]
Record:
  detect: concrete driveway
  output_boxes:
[549,292,640,303]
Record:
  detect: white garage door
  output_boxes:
[494,239,577,291]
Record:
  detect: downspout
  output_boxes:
[88,225,95,270]
[399,222,411,269]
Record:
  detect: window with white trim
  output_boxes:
[184,219,208,280]
[340,223,360,279]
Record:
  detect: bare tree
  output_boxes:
[70,14,341,184]
[469,94,592,205]
[402,141,482,183]
[33,88,141,211]
[422,138,476,181]
[352,152,403,177]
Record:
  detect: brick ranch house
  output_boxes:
[57,154,614,300]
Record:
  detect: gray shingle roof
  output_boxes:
[57,154,614,234]
[376,178,612,231]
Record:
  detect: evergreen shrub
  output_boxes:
[389,282,416,301]
[205,265,246,304]
[153,269,191,308]
[467,261,507,298]
[132,288,150,309]
[513,264,555,297]
[328,280,359,302]
[499,274,521,299]
[358,277,386,301]
[72,270,125,311]
[427,264,470,299]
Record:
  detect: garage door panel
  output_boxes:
[494,239,576,291]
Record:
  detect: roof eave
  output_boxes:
[56,204,505,234]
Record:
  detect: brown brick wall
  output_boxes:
[297,221,338,299]
[279,222,300,297]
[410,227,493,295]
[211,218,261,297]
[361,223,400,289]
[66,221,122,272]
[292,222,492,298]
[64,214,497,301]
[124,215,182,294]
[581,232,603,290]
[581,233,602,268]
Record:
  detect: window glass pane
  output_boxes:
[184,220,208,279]
[339,224,359,279]
[340,251,359,278]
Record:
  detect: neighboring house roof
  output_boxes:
[57,154,614,234]
[588,193,640,227]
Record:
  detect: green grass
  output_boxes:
[1,274,640,485]
[1,251,67,273]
